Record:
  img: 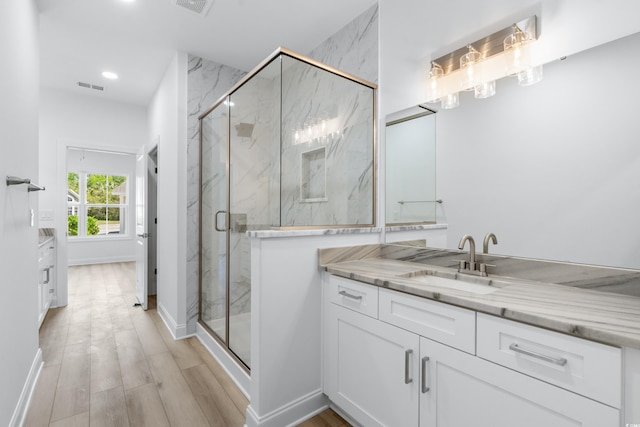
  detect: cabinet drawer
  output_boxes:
[477,313,621,408]
[328,275,379,318]
[378,288,476,354]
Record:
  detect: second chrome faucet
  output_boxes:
[458,233,498,277]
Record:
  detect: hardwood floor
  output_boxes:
[25,262,348,427]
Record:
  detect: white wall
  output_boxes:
[0,0,41,425]
[39,88,146,304]
[379,0,640,268]
[148,52,189,336]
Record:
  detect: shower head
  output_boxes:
[235,122,254,138]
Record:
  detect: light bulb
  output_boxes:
[441,92,459,109]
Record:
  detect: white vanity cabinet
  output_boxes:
[419,336,619,427]
[325,303,420,426]
[323,274,621,427]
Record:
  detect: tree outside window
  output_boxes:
[67,172,128,237]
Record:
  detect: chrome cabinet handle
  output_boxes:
[44,267,50,285]
[421,356,430,393]
[509,343,568,366]
[214,210,227,232]
[338,290,362,301]
[405,349,413,384]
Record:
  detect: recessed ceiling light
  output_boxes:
[102,71,118,80]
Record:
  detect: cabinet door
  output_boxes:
[419,337,619,427]
[326,303,420,427]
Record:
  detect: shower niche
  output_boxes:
[199,48,376,370]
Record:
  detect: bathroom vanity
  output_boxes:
[319,243,640,427]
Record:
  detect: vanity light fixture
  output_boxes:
[425,15,541,109]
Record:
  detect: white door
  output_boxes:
[135,146,148,310]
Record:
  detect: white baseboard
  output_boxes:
[244,389,328,427]
[68,255,136,266]
[196,324,250,399]
[9,349,43,427]
[156,301,190,340]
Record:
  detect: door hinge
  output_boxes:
[154,218,157,224]
[154,268,157,275]
[155,167,158,174]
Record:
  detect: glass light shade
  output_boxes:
[517,65,543,86]
[441,92,459,109]
[504,30,532,75]
[427,64,444,102]
[474,80,496,98]
[460,49,481,90]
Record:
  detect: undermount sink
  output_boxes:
[399,271,502,295]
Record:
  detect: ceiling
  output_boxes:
[36,0,378,107]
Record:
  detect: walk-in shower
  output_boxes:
[199,47,376,370]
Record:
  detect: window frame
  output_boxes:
[67,171,130,240]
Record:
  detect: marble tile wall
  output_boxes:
[187,56,246,334]
[307,3,379,85]
[280,56,375,226]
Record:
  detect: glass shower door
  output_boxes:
[227,58,281,368]
[200,103,228,343]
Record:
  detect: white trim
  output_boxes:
[67,255,136,266]
[157,301,189,339]
[9,349,43,427]
[244,389,328,427]
[196,323,250,399]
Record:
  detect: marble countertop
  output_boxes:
[320,244,640,350]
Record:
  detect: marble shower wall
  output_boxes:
[280,56,375,226]
[307,3,379,85]
[187,56,246,334]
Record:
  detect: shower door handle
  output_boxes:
[214,210,227,232]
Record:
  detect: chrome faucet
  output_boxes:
[483,232,498,254]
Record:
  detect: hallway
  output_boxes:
[25,262,248,426]
[25,262,347,426]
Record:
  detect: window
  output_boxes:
[67,172,129,237]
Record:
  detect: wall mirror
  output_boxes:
[385,106,437,225]
[389,31,640,270]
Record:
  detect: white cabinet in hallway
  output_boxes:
[37,236,56,327]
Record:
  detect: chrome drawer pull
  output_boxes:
[509,343,568,366]
[405,349,413,384]
[421,356,430,393]
[338,290,362,301]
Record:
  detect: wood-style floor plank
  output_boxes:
[183,363,245,427]
[189,339,249,415]
[90,386,130,427]
[26,261,346,427]
[23,364,60,427]
[147,351,210,426]
[125,383,171,427]
[48,412,89,427]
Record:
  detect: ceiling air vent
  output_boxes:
[77,82,104,92]
[172,0,213,16]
